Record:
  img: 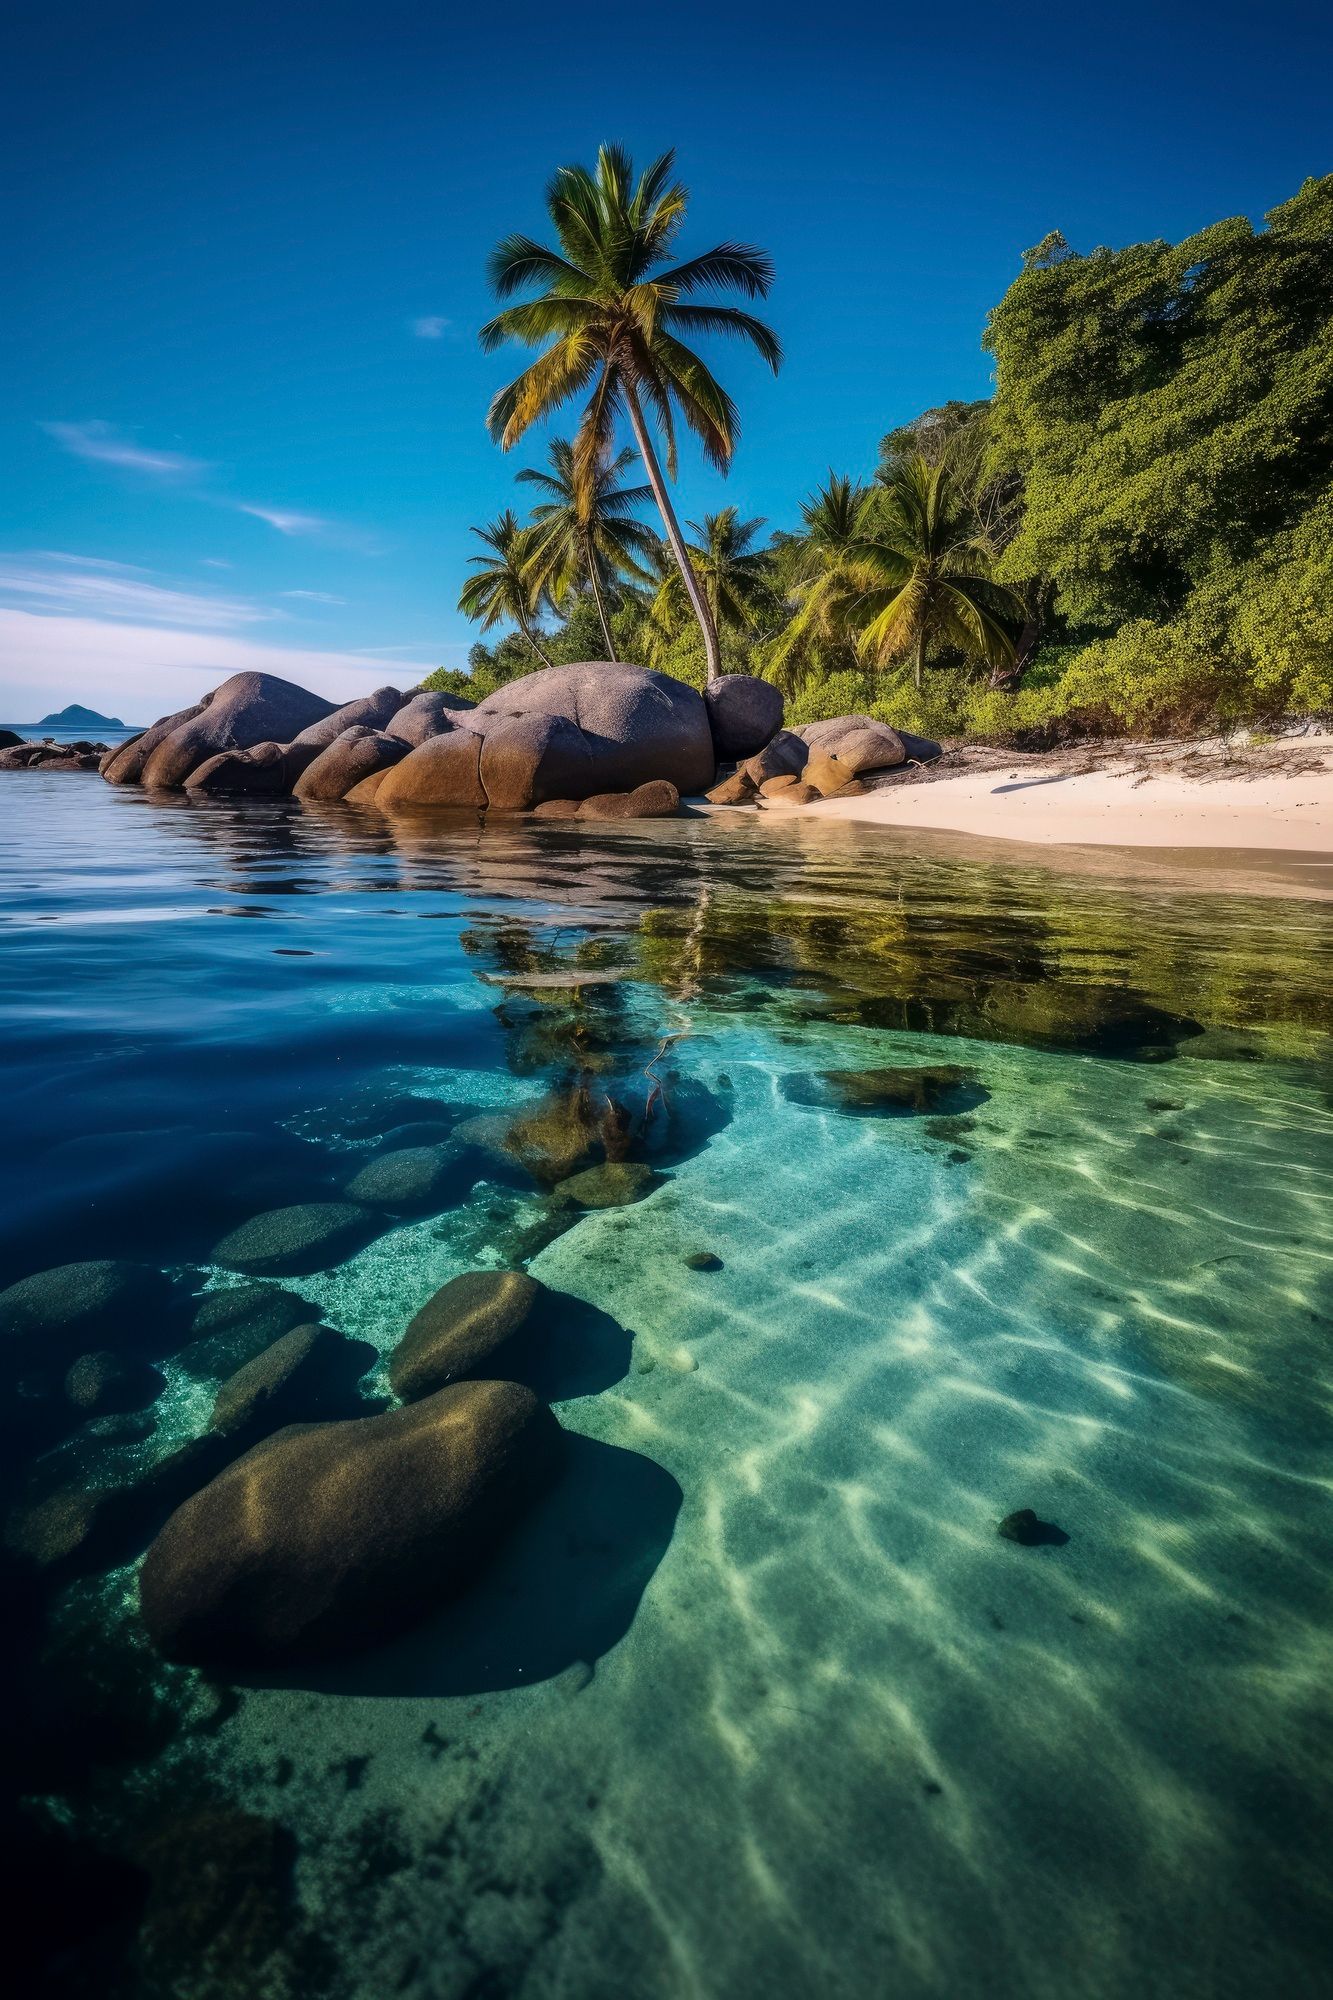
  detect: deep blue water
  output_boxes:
[2,773,1331,1998]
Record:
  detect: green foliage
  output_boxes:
[984,172,1333,726]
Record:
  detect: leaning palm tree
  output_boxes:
[765,473,876,689]
[646,506,773,658]
[457,509,553,669]
[480,144,781,678]
[516,438,658,662]
[854,455,1023,689]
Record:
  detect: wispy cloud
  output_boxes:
[0,609,440,718]
[237,503,330,538]
[41,421,208,479]
[280,589,346,605]
[411,315,450,339]
[0,554,267,629]
[202,557,233,569]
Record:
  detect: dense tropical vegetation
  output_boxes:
[429,166,1333,737]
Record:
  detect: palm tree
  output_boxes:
[480,144,781,678]
[765,473,875,688]
[516,438,658,662]
[457,509,554,669]
[646,506,773,657]
[854,455,1023,689]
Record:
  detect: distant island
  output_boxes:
[38,704,125,728]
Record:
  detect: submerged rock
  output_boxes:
[997,1508,1069,1547]
[389,1271,544,1402]
[64,1351,164,1416]
[139,1379,561,1665]
[211,1202,378,1276]
[554,1161,662,1208]
[0,1260,177,1372]
[210,1324,373,1437]
[342,1143,457,1212]
[782,1066,986,1117]
[683,1251,723,1271]
[576,780,680,820]
[177,1285,318,1379]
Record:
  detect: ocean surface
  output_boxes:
[2,772,1331,1999]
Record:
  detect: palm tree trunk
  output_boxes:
[621,375,721,678]
[584,536,618,662]
[517,613,555,672]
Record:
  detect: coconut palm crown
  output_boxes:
[854,455,1023,688]
[516,438,658,662]
[479,144,781,676]
[457,508,553,669]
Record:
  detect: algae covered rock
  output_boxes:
[211,1202,378,1276]
[554,1161,662,1208]
[139,1379,561,1665]
[64,1351,164,1416]
[176,1285,317,1378]
[389,1271,544,1402]
[343,1143,457,1212]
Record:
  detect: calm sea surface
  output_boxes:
[2,773,1331,1998]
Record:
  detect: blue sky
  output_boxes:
[2,0,1329,719]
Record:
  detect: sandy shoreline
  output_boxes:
[760,738,1333,855]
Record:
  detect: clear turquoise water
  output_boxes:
[2,775,1331,1997]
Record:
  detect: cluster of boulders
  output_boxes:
[706,714,940,806]
[3,660,938,815]
[0,731,109,772]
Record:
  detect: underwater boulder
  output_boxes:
[210,1324,374,1437]
[781,1066,987,1117]
[0,1260,178,1373]
[389,1271,545,1402]
[704,674,784,759]
[177,1286,318,1379]
[64,1351,164,1417]
[211,1202,379,1277]
[139,1378,561,1666]
[553,1161,662,1208]
[342,1143,458,1212]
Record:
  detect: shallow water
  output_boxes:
[2,774,1331,1998]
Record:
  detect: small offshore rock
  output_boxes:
[389,1270,544,1402]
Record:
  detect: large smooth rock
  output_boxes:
[389,1271,544,1402]
[478,712,594,809]
[184,741,300,796]
[0,1261,177,1373]
[386,690,477,745]
[292,727,409,802]
[101,701,210,785]
[740,729,809,786]
[209,1323,371,1437]
[554,1161,662,1208]
[65,1350,164,1416]
[211,1203,377,1276]
[470,662,715,797]
[139,1378,561,1665]
[290,687,404,750]
[0,728,23,748]
[375,727,487,809]
[139,674,338,790]
[343,768,391,805]
[704,675,784,758]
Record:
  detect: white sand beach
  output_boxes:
[769,737,1333,854]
